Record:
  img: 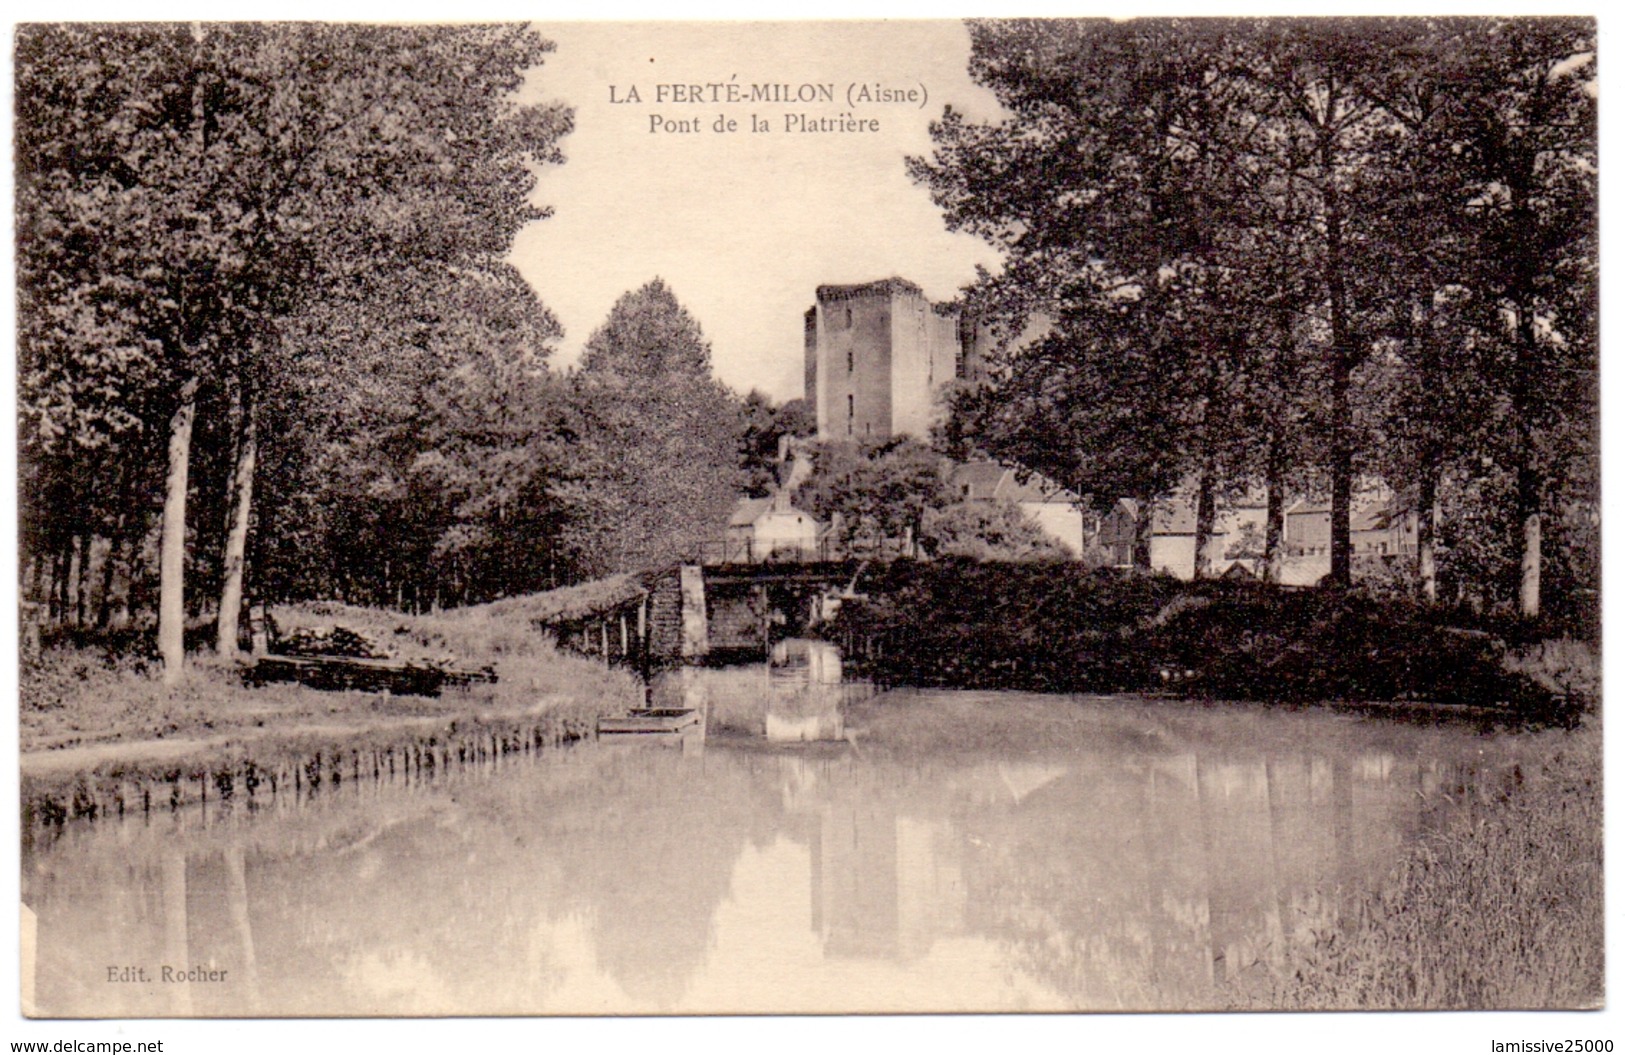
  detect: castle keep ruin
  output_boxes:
[804,278,994,442]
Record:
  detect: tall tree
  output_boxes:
[16,24,572,672]
[1233,21,1410,587]
[738,392,815,498]
[566,280,745,575]
[1431,19,1596,618]
[911,19,1271,573]
[916,17,1595,610]
[792,438,949,553]
[270,264,572,610]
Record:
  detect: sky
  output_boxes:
[510,21,1009,402]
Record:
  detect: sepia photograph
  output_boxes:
[8,9,1605,1039]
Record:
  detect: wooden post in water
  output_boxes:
[757,583,770,658]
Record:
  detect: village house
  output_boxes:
[1093,490,1420,584]
[1097,497,1268,579]
[1283,498,1418,560]
[1272,496,1419,585]
[946,460,1090,556]
[724,495,823,562]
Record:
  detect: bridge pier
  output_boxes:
[679,565,709,661]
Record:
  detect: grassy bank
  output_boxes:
[1223,723,1603,1010]
[20,600,644,823]
[22,601,641,754]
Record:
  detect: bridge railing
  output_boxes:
[692,536,920,566]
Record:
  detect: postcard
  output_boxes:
[12,15,1603,1033]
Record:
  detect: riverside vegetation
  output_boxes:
[21,602,640,755]
[831,561,1596,727]
[1223,723,1602,1010]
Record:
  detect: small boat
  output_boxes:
[596,707,702,739]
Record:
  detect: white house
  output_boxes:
[1099,496,1267,579]
[946,460,1088,555]
[725,496,822,561]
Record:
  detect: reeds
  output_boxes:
[1224,725,1603,1010]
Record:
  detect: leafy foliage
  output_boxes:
[738,393,815,497]
[792,438,949,549]
[920,500,1071,561]
[832,565,1575,724]
[913,17,1596,612]
[564,280,746,575]
[17,23,576,633]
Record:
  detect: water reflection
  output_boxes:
[23,691,1509,1015]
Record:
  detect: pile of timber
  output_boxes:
[243,620,496,697]
[244,655,497,697]
[277,624,397,659]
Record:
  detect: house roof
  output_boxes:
[1283,499,1394,532]
[730,495,818,527]
[1113,497,1197,535]
[1352,506,1392,532]
[758,505,816,522]
[728,497,773,527]
[1153,500,1197,535]
[948,461,1009,501]
[1002,471,1079,505]
[948,460,1081,505]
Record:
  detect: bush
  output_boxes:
[1151,587,1576,724]
[833,561,1185,692]
[829,563,1575,724]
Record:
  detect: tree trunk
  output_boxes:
[1133,498,1154,571]
[1320,110,1355,589]
[1265,438,1285,586]
[28,549,45,607]
[160,34,209,683]
[50,542,65,625]
[1411,289,1442,607]
[1518,468,1541,620]
[1328,407,1353,587]
[127,516,153,627]
[1416,470,1438,604]
[1513,302,1542,620]
[97,458,133,628]
[217,397,257,657]
[159,377,199,686]
[73,532,90,627]
[1193,467,1217,581]
[97,521,123,629]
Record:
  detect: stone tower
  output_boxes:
[804,278,980,442]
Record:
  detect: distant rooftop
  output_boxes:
[950,460,1081,506]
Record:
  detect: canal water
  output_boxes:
[22,686,1519,1016]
